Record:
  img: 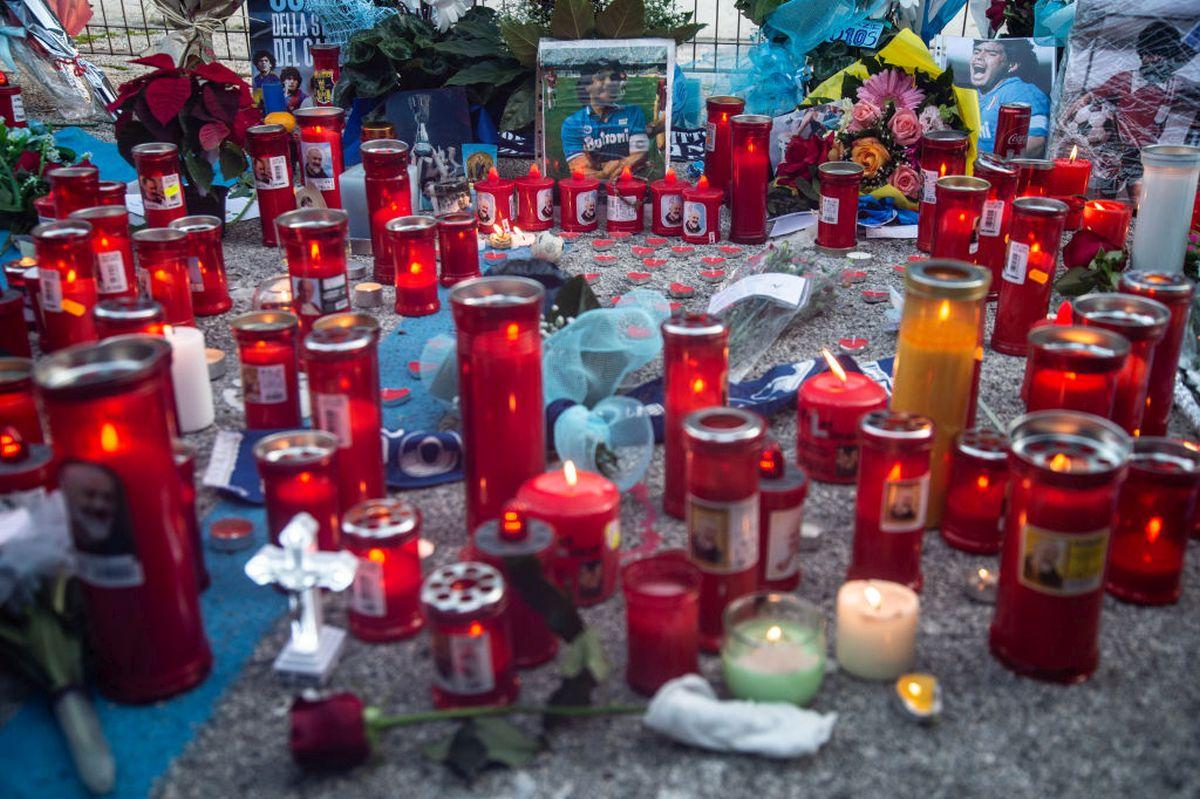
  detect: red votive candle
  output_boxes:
[728,114,771,245]
[33,219,99,351]
[387,215,439,317]
[990,410,1131,683]
[1081,199,1132,246]
[622,550,701,696]
[48,165,99,219]
[1118,271,1195,436]
[231,310,301,429]
[98,180,126,207]
[916,130,969,252]
[309,43,340,106]
[0,79,26,128]
[847,411,934,591]
[276,208,351,333]
[796,351,888,483]
[993,102,1030,159]
[1050,147,1092,198]
[253,429,341,550]
[475,167,515,232]
[931,175,991,261]
[472,501,559,666]
[990,197,1069,356]
[94,297,165,340]
[436,212,480,287]
[1011,158,1054,198]
[361,138,412,284]
[0,427,53,501]
[343,497,424,642]
[246,124,296,248]
[558,170,600,233]
[132,227,194,327]
[815,161,864,253]
[650,168,685,237]
[757,440,808,591]
[173,440,209,591]
[0,358,42,443]
[169,215,231,316]
[451,277,546,530]
[0,290,30,357]
[131,143,188,228]
[69,206,137,300]
[35,337,212,701]
[515,163,554,232]
[421,562,518,709]
[941,428,1008,554]
[972,155,1019,299]
[1023,325,1128,416]
[34,194,55,224]
[681,175,723,244]
[606,166,646,234]
[294,107,345,209]
[704,95,744,198]
[662,312,728,519]
[305,313,385,512]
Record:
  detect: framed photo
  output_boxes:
[537,38,674,183]
[379,88,473,212]
[247,0,328,112]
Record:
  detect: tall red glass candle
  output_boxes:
[916,130,969,252]
[436,212,480,287]
[387,216,439,317]
[309,43,340,106]
[421,562,518,708]
[246,123,296,247]
[622,550,700,696]
[1118,271,1195,436]
[703,96,744,198]
[1011,157,1054,198]
[94,297,165,339]
[97,180,126,207]
[796,353,888,483]
[515,163,554,232]
[847,411,934,591]
[294,107,345,209]
[972,155,1019,299]
[0,290,30,357]
[941,428,1009,554]
[1081,199,1132,246]
[0,357,42,443]
[815,161,864,253]
[1023,325,1128,416]
[276,208,351,333]
[606,166,645,234]
[475,167,514,232]
[253,429,341,550]
[133,227,194,326]
[451,277,545,530]
[662,313,728,518]
[231,310,301,429]
[131,143,187,228]
[993,102,1030,158]
[650,168,685,237]
[343,497,424,642]
[728,114,771,245]
[681,175,723,244]
[34,337,211,701]
[0,79,26,128]
[930,175,990,261]
[361,138,412,284]
[173,439,209,591]
[48,165,99,219]
[757,441,808,591]
[990,411,1131,683]
[33,219,99,351]
[169,215,231,316]
[990,197,1069,355]
[558,170,599,233]
[70,206,137,300]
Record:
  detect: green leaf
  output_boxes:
[596,0,646,38]
[503,554,583,641]
[500,81,536,132]
[646,22,705,44]
[379,37,415,63]
[445,60,528,87]
[431,38,503,58]
[423,718,540,781]
[559,627,611,682]
[472,718,541,768]
[182,150,213,194]
[218,142,247,182]
[550,274,601,321]
[499,19,544,68]
[544,672,597,730]
[1053,266,1098,297]
[551,0,595,39]
[451,6,503,42]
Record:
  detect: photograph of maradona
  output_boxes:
[537,38,675,183]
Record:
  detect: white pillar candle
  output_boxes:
[164,325,214,433]
[835,579,919,681]
[1131,144,1200,274]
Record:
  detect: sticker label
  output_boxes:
[253,154,290,190]
[879,473,929,533]
[979,199,1005,237]
[188,257,204,291]
[1018,524,1109,596]
[683,200,708,238]
[137,267,152,297]
[39,269,62,312]
[241,363,289,405]
[477,191,497,227]
[351,556,386,617]
[312,70,335,106]
[659,194,683,228]
[705,121,716,152]
[75,553,145,588]
[819,194,840,225]
[96,250,129,294]
[606,192,637,222]
[301,141,335,192]
[686,494,759,573]
[575,189,597,225]
[10,93,25,122]
[60,460,145,588]
[142,173,183,210]
[921,169,938,204]
[605,518,621,551]
[291,273,349,316]
[765,504,804,581]
[313,392,351,447]
[536,187,554,221]
[432,630,495,695]
[1003,241,1030,284]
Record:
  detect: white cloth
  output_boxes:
[643,675,837,759]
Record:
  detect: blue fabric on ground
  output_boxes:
[53,127,137,183]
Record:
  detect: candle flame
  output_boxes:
[1146,517,1163,543]
[887,463,902,482]
[368,547,387,564]
[621,166,633,181]
[468,621,484,637]
[409,261,421,275]
[937,300,951,321]
[821,348,847,382]
[977,567,990,580]
[0,428,24,461]
[691,377,706,394]
[418,538,435,558]
[100,423,119,453]
[162,324,174,336]
[1069,145,1078,162]
[310,242,319,260]
[1049,452,1071,472]
[563,460,578,487]
[765,625,783,643]
[665,168,676,183]
[864,584,883,610]
[487,167,499,181]
[505,322,519,341]
[976,474,989,490]
[697,175,709,189]
[528,163,541,178]
[906,680,923,698]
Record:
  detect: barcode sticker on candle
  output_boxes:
[1003,241,1030,284]
[660,194,682,228]
[705,121,716,152]
[39,269,62,312]
[607,193,637,222]
[980,199,1005,237]
[301,142,335,192]
[433,631,495,695]
[313,393,352,447]
[242,363,288,404]
[188,257,204,291]
[879,473,929,533]
[819,194,840,225]
[96,250,129,294]
[766,505,804,581]
[74,553,145,588]
[1017,525,1109,596]
[144,173,183,210]
[685,494,759,573]
[921,169,938,204]
[254,155,290,190]
[351,557,386,617]
[10,93,25,123]
[537,188,554,221]
[477,191,497,226]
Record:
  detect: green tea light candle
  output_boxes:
[720,592,826,704]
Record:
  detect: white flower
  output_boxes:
[424,0,469,31]
[918,105,946,133]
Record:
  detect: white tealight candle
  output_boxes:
[835,579,919,681]
[164,325,214,433]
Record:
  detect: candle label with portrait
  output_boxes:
[432,631,495,695]
[683,201,712,241]
[241,363,289,405]
[980,200,1005,237]
[136,269,153,298]
[96,251,129,294]
[537,188,554,222]
[60,460,146,588]
[705,122,716,151]
[301,142,335,192]
[254,155,290,190]
[39,270,62,312]
[576,190,598,226]
[805,410,860,479]
[879,473,929,533]
[687,495,759,573]
[1003,241,1029,284]
[1017,525,1109,596]
[143,174,183,210]
[921,169,938,204]
[660,194,682,228]
[477,192,498,227]
[350,557,386,617]
[290,274,350,314]
[607,194,638,222]
[313,393,352,447]
[765,505,803,581]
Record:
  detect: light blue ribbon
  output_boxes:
[0,26,25,73]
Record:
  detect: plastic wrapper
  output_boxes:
[553,396,654,491]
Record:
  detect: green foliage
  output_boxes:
[1054,248,1128,297]
[0,123,78,237]
[498,18,543,68]
[595,0,645,38]
[422,718,541,781]
[551,0,596,39]
[734,0,785,27]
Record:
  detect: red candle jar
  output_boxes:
[0,427,54,504]
[231,310,301,429]
[0,79,26,128]
[847,411,934,591]
[34,336,212,701]
[703,95,745,198]
[342,497,424,642]
[728,114,771,245]
[436,212,480,287]
[990,410,1131,683]
[421,561,518,708]
[472,501,559,666]
[815,161,864,253]
[515,163,554,232]
[941,428,1009,554]
[305,313,385,511]
[131,143,188,228]
[246,123,297,248]
[33,219,99,351]
[516,462,621,606]
[606,166,646,234]
[990,197,1069,356]
[796,354,888,484]
[132,227,194,327]
[34,194,55,224]
[682,406,766,652]
[646,169,683,238]
[972,155,1019,299]
[94,296,165,339]
[1011,157,1054,198]
[558,170,599,233]
[173,440,209,591]
[451,277,545,530]
[1081,199,1132,246]
[361,139,412,284]
[1074,292,1169,435]
[360,121,395,142]
[294,107,346,209]
[475,167,514,232]
[23,265,44,348]
[275,208,351,333]
[930,175,990,261]
[169,215,231,316]
[916,130,969,252]
[1049,149,1092,198]
[1118,271,1194,436]
[70,206,137,300]
[757,440,808,591]
[309,43,340,106]
[387,216,440,317]
[48,165,99,219]
[0,357,42,443]
[1024,325,1128,416]
[662,313,728,519]
[993,102,1030,159]
[98,180,126,207]
[681,175,723,244]
[621,550,701,696]
[0,290,30,357]
[253,429,341,550]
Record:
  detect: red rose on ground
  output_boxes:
[1063,228,1122,269]
[289,692,370,770]
[13,150,41,175]
[776,133,832,184]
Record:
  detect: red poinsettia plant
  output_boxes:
[107,54,261,196]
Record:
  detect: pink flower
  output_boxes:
[890,164,922,199]
[918,106,946,134]
[848,100,882,131]
[858,68,926,112]
[889,108,923,146]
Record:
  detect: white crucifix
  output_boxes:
[245,512,357,684]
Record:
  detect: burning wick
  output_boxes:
[563,459,578,487]
[1068,144,1078,162]
[864,584,883,611]
[821,348,848,383]
[765,625,783,643]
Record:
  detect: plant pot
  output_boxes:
[182,183,229,232]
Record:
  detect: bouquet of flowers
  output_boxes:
[0,121,79,241]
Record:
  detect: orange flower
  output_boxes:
[850,137,891,177]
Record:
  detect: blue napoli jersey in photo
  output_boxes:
[562,104,649,164]
[977,77,1050,152]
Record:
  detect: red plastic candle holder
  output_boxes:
[1011,158,1054,198]
[557,170,599,233]
[231,310,301,429]
[941,428,1009,554]
[621,550,701,696]
[387,215,440,317]
[990,410,1131,683]
[246,123,297,248]
[515,163,554,232]
[1049,150,1092,198]
[1081,199,1132,246]
[606,166,646,234]
[796,354,887,483]
[173,439,209,591]
[991,197,1069,356]
[436,212,480,287]
[361,139,412,284]
[1023,325,1128,416]
[475,167,514,232]
[343,497,424,642]
[757,440,808,591]
[662,313,728,518]
[98,180,126,207]
[1118,271,1195,436]
[916,130,969,252]
[34,194,55,224]
[0,290,30,357]
[815,161,864,253]
[275,208,351,333]
[309,43,340,106]
[972,155,1018,299]
[703,96,744,198]
[993,102,1030,159]
[33,219,99,351]
[421,562,518,708]
[0,427,54,501]
[294,107,346,209]
[94,297,165,340]
[650,168,685,237]
[132,227,194,327]
[0,357,42,443]
[169,215,231,316]
[728,114,771,245]
[0,81,26,128]
[34,337,211,701]
[930,175,990,261]
[131,143,188,228]
[681,175,723,244]
[253,429,341,550]
[48,165,99,219]
[70,206,137,300]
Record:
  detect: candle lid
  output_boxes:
[1009,157,1054,171]
[169,215,222,234]
[974,153,1017,177]
[450,275,543,309]
[1072,293,1170,342]
[935,175,990,193]
[437,211,477,229]
[252,429,338,466]
[311,311,378,336]
[275,208,349,232]
[304,323,378,355]
[421,561,506,616]
[95,296,165,323]
[293,106,345,123]
[384,215,438,235]
[904,260,991,301]
[342,497,420,543]
[956,428,1008,462]
[131,142,178,157]
[1007,410,1131,479]
[730,114,772,129]
[621,550,700,603]
[310,42,339,55]
[1120,270,1195,299]
[1129,437,1200,480]
[230,309,298,334]
[1027,324,1129,371]
[818,160,864,178]
[473,504,554,558]
[1140,143,1200,168]
[922,130,968,147]
[722,591,824,647]
[68,205,128,224]
[246,123,287,138]
[361,121,396,136]
[360,139,410,171]
[860,410,934,446]
[682,406,765,445]
[0,356,32,388]
[33,335,172,396]
[662,311,726,339]
[1011,196,1068,216]
[706,95,745,109]
[132,226,187,245]
[32,219,91,242]
[47,165,97,180]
